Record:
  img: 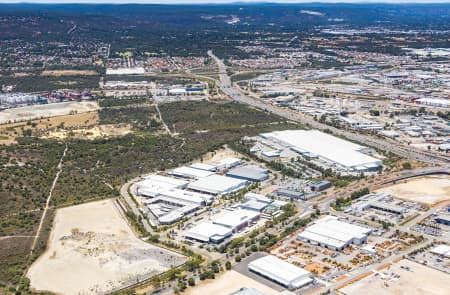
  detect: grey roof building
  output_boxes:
[310,180,332,192]
[226,165,269,182]
[276,188,305,200]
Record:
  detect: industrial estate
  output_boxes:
[0,2,449,295]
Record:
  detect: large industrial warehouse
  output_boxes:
[226,165,270,182]
[184,222,233,243]
[212,209,260,232]
[187,174,248,195]
[248,255,313,289]
[261,130,382,171]
[136,175,188,197]
[135,157,252,224]
[297,216,372,251]
[170,166,215,179]
[184,208,261,243]
[135,173,225,224]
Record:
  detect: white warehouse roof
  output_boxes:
[214,157,243,169]
[158,210,184,224]
[158,188,214,205]
[416,98,450,107]
[213,209,260,230]
[169,88,187,95]
[136,175,188,197]
[245,192,272,204]
[248,255,312,289]
[184,222,232,243]
[261,130,382,169]
[143,174,188,187]
[170,166,215,179]
[106,67,145,75]
[430,245,450,258]
[298,216,371,250]
[187,174,248,195]
[189,162,217,171]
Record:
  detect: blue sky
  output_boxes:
[0,0,449,3]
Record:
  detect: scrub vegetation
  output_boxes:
[0,100,294,292]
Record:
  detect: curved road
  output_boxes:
[117,53,448,294]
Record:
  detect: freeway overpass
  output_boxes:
[376,166,450,187]
[207,50,450,165]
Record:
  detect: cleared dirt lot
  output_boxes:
[184,270,280,295]
[41,70,98,76]
[27,200,185,295]
[202,146,242,164]
[376,175,450,205]
[44,124,132,140]
[0,111,98,144]
[0,101,99,124]
[340,259,450,295]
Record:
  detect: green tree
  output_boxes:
[402,162,412,170]
[225,261,231,270]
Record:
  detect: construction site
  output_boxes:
[27,200,186,295]
[339,259,450,295]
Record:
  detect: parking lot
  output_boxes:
[268,231,386,283]
[409,250,450,274]
[346,193,425,225]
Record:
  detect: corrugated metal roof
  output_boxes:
[248,255,311,288]
[261,130,382,169]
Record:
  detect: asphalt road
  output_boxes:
[120,178,155,233]
[115,54,449,294]
[207,50,450,165]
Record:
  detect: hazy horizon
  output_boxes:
[0,0,449,4]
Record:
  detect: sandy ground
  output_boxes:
[184,270,280,295]
[258,184,279,195]
[0,111,98,144]
[376,175,450,205]
[41,70,98,76]
[44,124,132,140]
[35,111,98,129]
[202,146,242,164]
[27,200,185,295]
[340,259,450,295]
[0,101,99,124]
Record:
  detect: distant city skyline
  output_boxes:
[0,0,449,4]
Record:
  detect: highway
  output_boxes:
[207,50,450,165]
[115,52,448,294]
